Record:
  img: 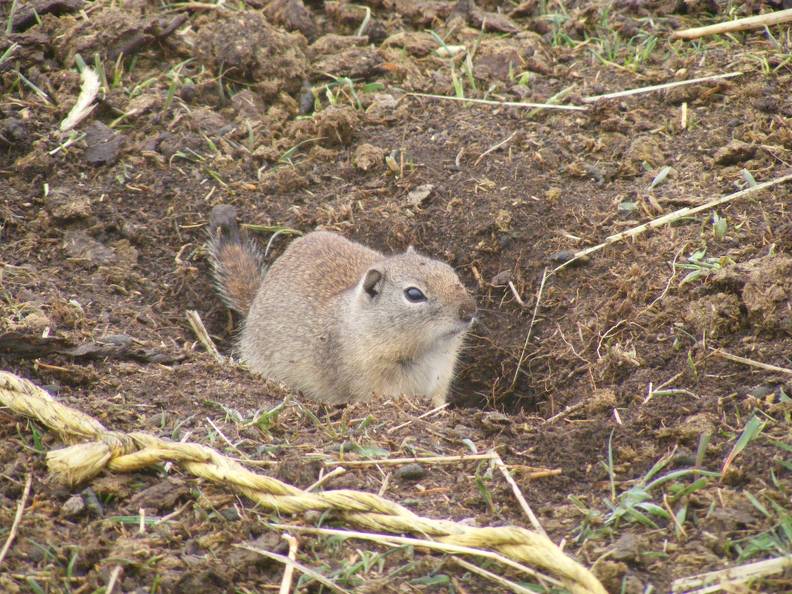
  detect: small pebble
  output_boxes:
[61,494,86,517]
[395,463,426,481]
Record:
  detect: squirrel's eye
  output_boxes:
[404,287,427,302]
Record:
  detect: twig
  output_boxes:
[474,131,517,166]
[236,543,352,594]
[552,172,792,273]
[489,451,547,537]
[712,349,792,376]
[206,417,245,458]
[307,466,346,491]
[325,453,494,467]
[387,402,448,434]
[408,92,587,111]
[0,473,32,567]
[542,401,586,425]
[454,557,538,594]
[186,310,225,364]
[512,268,548,387]
[671,8,792,40]
[105,565,123,594]
[278,534,299,594]
[508,280,526,307]
[671,554,792,593]
[582,72,742,102]
[60,67,99,132]
[269,523,564,588]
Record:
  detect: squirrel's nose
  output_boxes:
[458,295,477,324]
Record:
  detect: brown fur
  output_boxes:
[207,205,265,316]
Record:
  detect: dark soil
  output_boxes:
[1,0,791,592]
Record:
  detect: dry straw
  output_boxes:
[0,371,607,594]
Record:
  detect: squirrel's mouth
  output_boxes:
[441,319,474,339]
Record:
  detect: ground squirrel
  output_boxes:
[207,205,476,405]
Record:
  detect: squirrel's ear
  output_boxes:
[406,245,416,254]
[362,267,384,298]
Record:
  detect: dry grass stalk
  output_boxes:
[386,402,448,433]
[671,8,792,40]
[186,309,225,364]
[278,533,299,594]
[0,370,607,594]
[307,466,346,491]
[105,565,123,594]
[512,267,549,388]
[60,67,100,132]
[474,131,518,166]
[489,450,547,537]
[237,543,351,594]
[0,473,32,567]
[553,172,792,273]
[269,523,564,588]
[543,401,586,425]
[326,453,493,466]
[713,349,792,376]
[454,557,537,594]
[671,554,792,593]
[408,92,587,111]
[582,72,742,103]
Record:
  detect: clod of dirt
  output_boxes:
[193,11,308,99]
[658,412,718,442]
[314,105,358,146]
[406,183,434,207]
[61,494,86,517]
[585,388,617,414]
[624,135,665,169]
[353,143,386,171]
[324,0,370,28]
[309,34,368,57]
[63,230,115,266]
[83,122,124,165]
[259,165,310,194]
[593,559,629,594]
[490,270,511,286]
[381,31,438,57]
[474,38,531,81]
[713,139,756,166]
[230,89,267,122]
[10,0,83,32]
[382,0,454,26]
[0,117,30,149]
[610,532,644,562]
[510,0,539,17]
[684,292,742,338]
[126,478,189,513]
[312,46,384,80]
[262,0,317,41]
[54,7,184,64]
[449,0,521,34]
[742,256,792,335]
[365,93,405,126]
[187,107,231,135]
[45,187,92,221]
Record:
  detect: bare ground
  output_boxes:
[1,0,791,592]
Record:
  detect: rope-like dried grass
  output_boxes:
[0,371,606,594]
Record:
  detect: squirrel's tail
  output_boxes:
[207,205,266,317]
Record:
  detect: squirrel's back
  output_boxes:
[207,205,476,405]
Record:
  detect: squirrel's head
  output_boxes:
[352,246,476,353]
